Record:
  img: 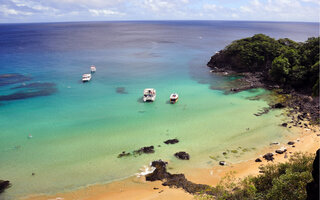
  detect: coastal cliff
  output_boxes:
[207,34,319,122]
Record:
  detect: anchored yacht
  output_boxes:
[170,93,179,104]
[90,65,96,73]
[143,88,156,102]
[82,74,91,82]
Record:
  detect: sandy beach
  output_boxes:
[24,125,319,200]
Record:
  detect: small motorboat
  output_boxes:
[143,88,156,102]
[90,65,96,73]
[82,74,92,82]
[170,93,179,104]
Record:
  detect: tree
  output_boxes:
[269,56,290,84]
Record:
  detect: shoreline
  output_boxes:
[23,125,319,200]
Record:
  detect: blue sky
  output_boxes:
[0,0,319,23]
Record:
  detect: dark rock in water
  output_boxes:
[263,153,274,161]
[255,158,262,162]
[230,88,239,92]
[119,145,155,158]
[0,73,31,86]
[146,160,169,181]
[288,141,295,145]
[134,146,155,155]
[0,180,11,194]
[164,139,179,145]
[275,148,287,154]
[306,149,319,200]
[272,103,285,109]
[146,160,213,195]
[219,161,226,166]
[222,152,227,155]
[118,151,131,158]
[281,123,288,127]
[116,87,128,94]
[174,152,190,160]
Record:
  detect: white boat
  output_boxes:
[170,93,179,104]
[90,65,96,73]
[143,88,156,102]
[82,74,91,82]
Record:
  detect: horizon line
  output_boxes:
[0,19,319,25]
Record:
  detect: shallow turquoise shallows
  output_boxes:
[0,21,318,199]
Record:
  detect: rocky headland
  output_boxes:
[207,34,319,123]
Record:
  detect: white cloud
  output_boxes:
[240,6,253,13]
[301,0,320,4]
[51,0,125,7]
[11,0,59,13]
[0,5,33,16]
[142,0,175,12]
[203,4,218,11]
[0,0,319,22]
[88,9,125,16]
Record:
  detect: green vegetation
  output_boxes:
[195,152,314,200]
[216,34,319,96]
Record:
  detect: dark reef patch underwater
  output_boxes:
[0,73,31,86]
[0,73,57,101]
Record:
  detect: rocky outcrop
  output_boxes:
[219,161,226,166]
[207,36,319,123]
[263,153,274,161]
[0,180,10,194]
[135,146,155,154]
[174,152,190,160]
[117,151,131,158]
[146,160,214,195]
[164,139,179,145]
[306,149,319,200]
[117,146,155,158]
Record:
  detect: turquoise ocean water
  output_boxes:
[0,21,318,199]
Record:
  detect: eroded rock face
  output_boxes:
[145,160,213,195]
[0,180,10,194]
[164,139,179,145]
[306,149,319,200]
[174,152,190,160]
